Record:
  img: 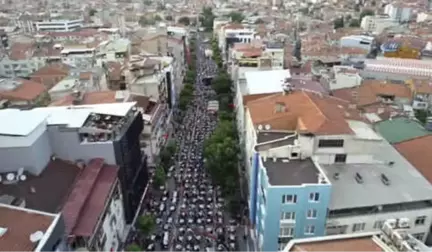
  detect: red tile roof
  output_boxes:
[0,79,46,101]
[63,158,105,234]
[72,164,118,236]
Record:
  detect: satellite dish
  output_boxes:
[258,125,263,130]
[30,231,44,243]
[265,124,271,130]
[19,175,27,181]
[6,173,15,181]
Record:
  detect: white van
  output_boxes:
[162,232,169,248]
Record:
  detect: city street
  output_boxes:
[137,33,248,252]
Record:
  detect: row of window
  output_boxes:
[280,225,316,237]
[281,209,318,220]
[352,216,427,233]
[282,192,320,204]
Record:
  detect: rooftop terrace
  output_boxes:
[262,158,321,186]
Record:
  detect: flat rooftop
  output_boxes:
[257,131,293,143]
[244,69,290,95]
[262,158,319,186]
[319,139,432,210]
[286,233,383,252]
[374,117,430,144]
[0,204,59,251]
[0,159,80,213]
[0,102,136,137]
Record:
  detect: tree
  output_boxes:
[200,7,215,31]
[178,16,191,26]
[137,214,156,236]
[212,73,232,95]
[165,15,173,21]
[227,11,244,23]
[349,19,360,27]
[254,18,265,24]
[333,17,344,29]
[139,16,155,26]
[154,14,162,22]
[126,243,142,251]
[360,9,374,23]
[88,8,97,17]
[153,166,167,188]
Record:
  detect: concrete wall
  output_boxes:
[0,125,52,175]
[47,126,116,165]
[40,214,67,252]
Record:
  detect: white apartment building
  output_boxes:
[60,46,95,68]
[329,66,362,90]
[384,3,412,23]
[95,39,131,67]
[340,35,376,52]
[36,18,83,32]
[243,90,432,242]
[360,15,399,34]
[217,25,256,56]
[0,56,45,78]
[264,42,285,69]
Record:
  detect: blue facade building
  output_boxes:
[249,151,332,251]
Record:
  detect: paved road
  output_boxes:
[140,33,249,252]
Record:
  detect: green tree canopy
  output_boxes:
[349,19,360,27]
[154,14,162,21]
[137,214,156,236]
[126,243,142,251]
[333,17,344,29]
[200,7,215,31]
[254,18,265,24]
[360,9,374,22]
[88,8,97,17]
[153,166,167,188]
[212,73,232,95]
[165,15,173,21]
[178,16,191,26]
[227,11,244,23]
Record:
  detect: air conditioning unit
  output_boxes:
[398,218,410,228]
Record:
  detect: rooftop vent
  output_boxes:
[355,172,363,184]
[333,172,340,180]
[388,161,395,166]
[29,231,44,243]
[381,174,390,186]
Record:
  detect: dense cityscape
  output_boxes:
[1,0,432,251]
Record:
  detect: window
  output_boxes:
[279,226,294,237]
[352,223,366,232]
[334,154,347,163]
[415,216,426,226]
[309,192,320,202]
[291,152,299,158]
[373,220,384,229]
[305,225,315,235]
[318,139,344,148]
[307,209,317,219]
[412,233,425,240]
[281,212,296,221]
[282,194,297,204]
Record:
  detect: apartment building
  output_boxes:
[60,45,95,68]
[217,23,256,59]
[360,15,398,34]
[36,18,84,32]
[0,203,65,251]
[0,102,148,225]
[95,39,131,67]
[283,220,431,252]
[243,90,432,251]
[329,66,362,91]
[0,78,50,108]
[340,35,376,52]
[0,43,49,78]
[384,2,412,23]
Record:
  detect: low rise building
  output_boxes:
[340,35,376,52]
[0,102,148,225]
[36,18,84,32]
[361,58,432,81]
[0,78,49,108]
[360,15,398,34]
[243,90,432,251]
[0,203,65,251]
